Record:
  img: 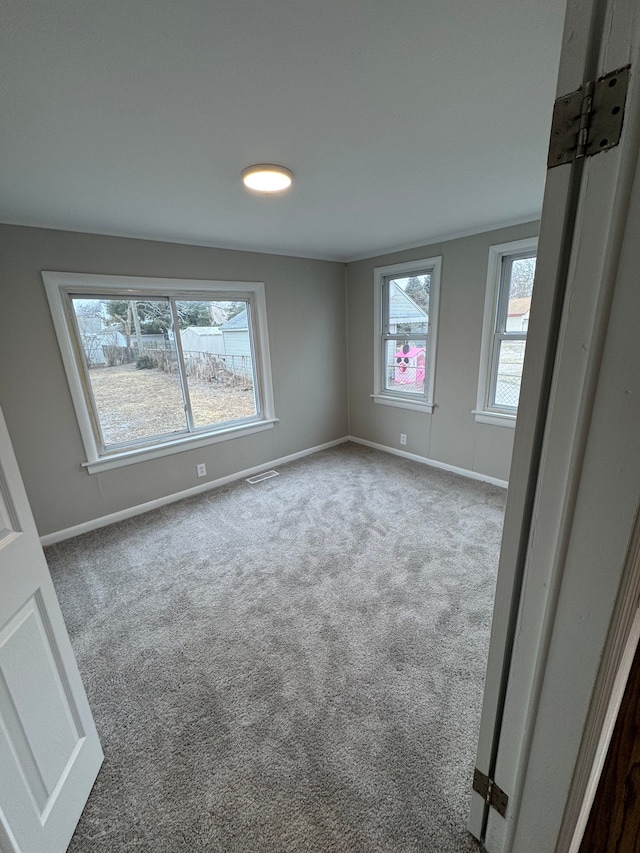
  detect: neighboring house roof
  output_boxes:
[77,317,103,334]
[388,284,428,325]
[80,329,128,357]
[98,329,127,342]
[181,326,222,336]
[79,325,126,341]
[220,309,248,331]
[508,297,532,316]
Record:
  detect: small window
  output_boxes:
[475,238,537,426]
[43,273,276,472]
[372,257,442,413]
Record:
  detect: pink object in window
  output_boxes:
[393,346,425,384]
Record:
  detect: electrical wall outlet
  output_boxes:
[196,463,207,477]
[400,433,407,446]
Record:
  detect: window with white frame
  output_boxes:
[475,238,537,426]
[42,272,276,472]
[372,257,441,413]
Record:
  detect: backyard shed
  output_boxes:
[180,326,225,356]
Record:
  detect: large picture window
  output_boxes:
[475,238,537,426]
[43,273,276,472]
[372,257,442,413]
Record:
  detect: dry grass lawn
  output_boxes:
[88,364,256,446]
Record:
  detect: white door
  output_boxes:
[469,0,640,849]
[0,407,103,853]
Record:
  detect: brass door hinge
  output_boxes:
[548,65,630,168]
[473,767,509,818]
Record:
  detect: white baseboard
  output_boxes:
[347,436,509,489]
[40,437,349,546]
[40,434,507,546]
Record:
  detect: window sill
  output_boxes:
[473,410,516,428]
[371,394,434,414]
[83,418,278,474]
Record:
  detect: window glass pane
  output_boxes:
[506,255,536,333]
[384,339,427,395]
[71,297,187,447]
[386,275,429,335]
[176,300,257,429]
[494,339,527,408]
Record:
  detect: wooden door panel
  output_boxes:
[579,641,640,852]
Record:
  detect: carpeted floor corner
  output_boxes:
[46,442,505,852]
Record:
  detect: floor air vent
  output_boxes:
[246,470,279,484]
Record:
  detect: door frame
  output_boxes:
[469,0,605,836]
[470,0,640,849]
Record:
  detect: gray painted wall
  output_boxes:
[346,221,539,482]
[1,220,539,536]
[0,225,347,536]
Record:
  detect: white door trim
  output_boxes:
[471,0,640,849]
[468,0,600,839]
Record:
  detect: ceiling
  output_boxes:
[0,0,566,262]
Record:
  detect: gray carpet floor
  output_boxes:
[46,442,505,853]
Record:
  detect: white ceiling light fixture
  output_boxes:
[242,164,293,193]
